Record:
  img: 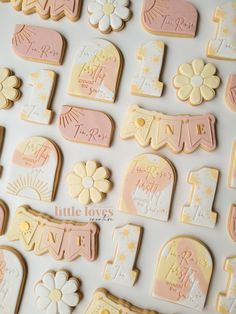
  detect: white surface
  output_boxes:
[0,1,235,314]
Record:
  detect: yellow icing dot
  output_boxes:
[37,83,43,89]
[143,67,150,74]
[100,310,110,314]
[135,118,145,127]
[205,187,213,196]
[49,289,62,302]
[20,221,30,232]
[119,254,126,262]
[128,242,136,250]
[103,3,114,15]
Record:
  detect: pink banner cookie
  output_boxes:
[119,154,176,221]
[59,105,114,147]
[12,24,66,65]
[141,0,198,37]
[7,205,99,262]
[225,75,236,111]
[0,200,8,236]
[152,236,213,311]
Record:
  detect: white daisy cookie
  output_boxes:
[35,270,82,314]
[88,0,131,34]
[0,68,21,109]
[66,160,113,205]
[173,58,221,106]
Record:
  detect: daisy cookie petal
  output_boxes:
[0,68,21,109]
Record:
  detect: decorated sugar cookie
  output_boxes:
[88,0,131,34]
[228,141,236,188]
[6,136,62,202]
[119,154,176,221]
[141,0,198,37]
[8,0,82,20]
[181,167,219,228]
[68,39,123,103]
[59,105,114,147]
[228,204,236,242]
[12,25,66,65]
[0,200,8,235]
[217,256,236,313]
[0,246,27,314]
[121,105,217,153]
[225,75,236,111]
[67,160,112,205]
[85,288,159,314]
[35,270,82,314]
[7,205,99,261]
[173,59,220,106]
[131,41,165,98]
[0,68,22,109]
[21,70,57,124]
[207,2,236,61]
[0,126,5,175]
[152,236,213,311]
[104,224,143,287]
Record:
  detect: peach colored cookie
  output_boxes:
[217,256,236,313]
[0,68,22,109]
[103,224,143,287]
[119,153,176,221]
[88,0,131,34]
[68,39,123,103]
[12,25,66,65]
[207,2,236,61]
[21,70,57,124]
[152,236,213,311]
[0,126,5,175]
[225,75,236,111]
[228,204,236,242]
[0,200,8,235]
[173,58,220,106]
[141,0,198,37]
[228,141,236,188]
[59,105,114,147]
[121,105,217,153]
[85,288,159,314]
[0,245,27,314]
[35,270,82,314]
[66,160,112,205]
[7,205,99,261]
[6,136,62,202]
[181,167,219,228]
[131,41,165,98]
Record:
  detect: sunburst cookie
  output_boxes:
[0,68,21,109]
[67,160,112,205]
[173,58,220,106]
[35,270,82,314]
[88,0,131,34]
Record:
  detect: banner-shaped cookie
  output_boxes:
[85,288,159,314]
[121,105,216,153]
[59,105,114,147]
[68,39,123,103]
[0,200,8,235]
[225,75,236,111]
[141,0,198,37]
[12,25,65,65]
[6,136,62,202]
[120,154,176,221]
[7,205,99,262]
[0,246,27,314]
[228,204,236,242]
[152,236,213,311]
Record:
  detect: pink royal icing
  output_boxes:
[226,75,236,111]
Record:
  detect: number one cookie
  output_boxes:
[207,2,236,61]
[103,224,142,287]
[21,70,57,124]
[131,41,165,98]
[181,167,219,228]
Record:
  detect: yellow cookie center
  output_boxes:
[49,289,62,302]
[82,176,94,189]
[191,75,203,87]
[103,3,114,15]
[100,310,110,314]
[20,221,30,232]
[136,118,145,127]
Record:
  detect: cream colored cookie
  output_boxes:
[228,140,236,188]
[0,67,21,109]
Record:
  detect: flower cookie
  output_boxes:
[88,0,131,34]
[0,68,21,109]
[35,270,82,314]
[173,59,220,106]
[67,160,112,205]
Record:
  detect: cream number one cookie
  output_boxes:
[103,224,142,287]
[21,70,57,124]
[217,257,236,313]
[207,2,236,61]
[131,41,165,98]
[181,167,219,228]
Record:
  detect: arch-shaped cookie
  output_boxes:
[141,0,198,37]
[6,136,62,202]
[152,236,213,311]
[68,39,123,103]
[0,245,27,314]
[0,200,8,235]
[119,153,176,221]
